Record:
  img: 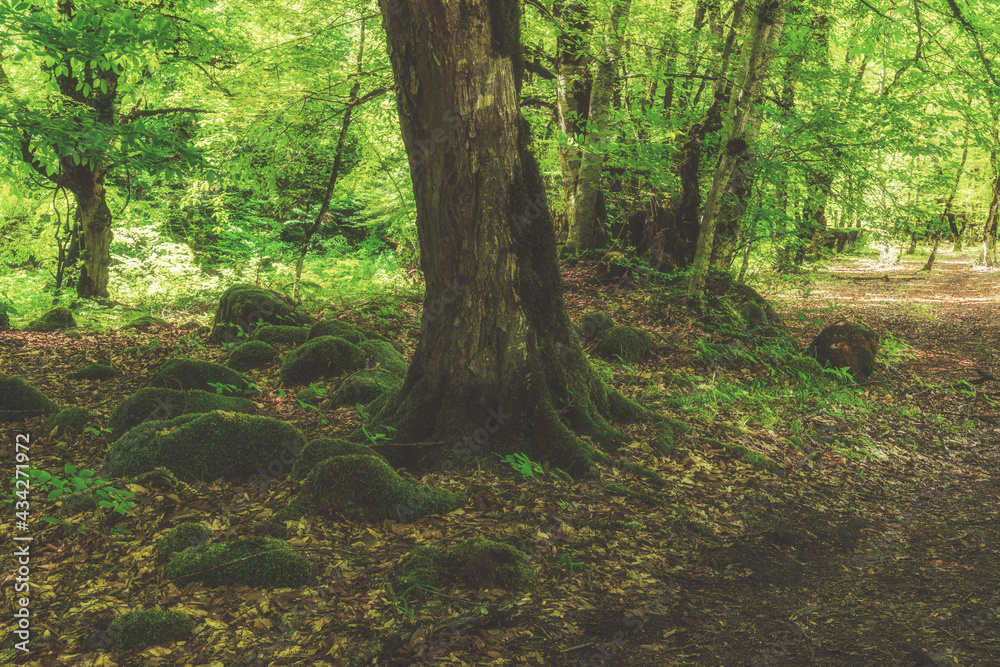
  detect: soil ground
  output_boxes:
[0,251,997,666]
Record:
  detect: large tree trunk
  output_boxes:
[64,163,113,298]
[375,0,642,475]
[981,150,1000,267]
[567,0,631,253]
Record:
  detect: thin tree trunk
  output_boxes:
[981,147,1000,267]
[568,0,631,253]
[374,0,643,475]
[689,0,786,297]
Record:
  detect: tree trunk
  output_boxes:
[689,0,786,297]
[60,162,112,298]
[568,0,631,254]
[981,151,1000,267]
[375,0,642,475]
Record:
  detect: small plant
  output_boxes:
[556,552,585,573]
[498,452,544,479]
[207,381,239,395]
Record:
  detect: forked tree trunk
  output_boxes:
[375,0,642,475]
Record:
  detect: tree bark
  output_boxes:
[375,0,642,475]
[689,0,786,297]
[981,147,1000,267]
[567,0,631,253]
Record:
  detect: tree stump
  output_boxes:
[805,321,880,381]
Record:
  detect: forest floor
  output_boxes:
[0,250,998,666]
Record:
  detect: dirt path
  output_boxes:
[650,253,1000,667]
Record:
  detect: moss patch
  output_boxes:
[103,609,195,651]
[330,368,401,406]
[107,387,254,436]
[251,324,310,344]
[579,311,614,339]
[123,315,170,330]
[164,536,316,588]
[594,326,653,364]
[148,358,256,396]
[392,536,535,600]
[42,407,93,435]
[227,340,276,372]
[291,437,385,480]
[358,339,408,375]
[157,523,214,564]
[279,335,366,385]
[308,319,365,343]
[105,411,306,482]
[0,374,59,421]
[209,284,311,344]
[68,359,120,379]
[25,306,76,332]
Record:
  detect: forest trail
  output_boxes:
[640,253,1000,667]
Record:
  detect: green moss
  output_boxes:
[148,358,256,396]
[783,355,824,379]
[308,319,365,343]
[107,387,254,436]
[209,284,311,344]
[42,407,93,435]
[251,324,310,344]
[164,536,316,588]
[227,340,275,372]
[157,523,213,563]
[594,326,653,364]
[106,411,306,482]
[68,361,120,379]
[330,368,401,406]
[392,536,535,601]
[291,437,384,480]
[357,339,407,376]
[720,442,781,471]
[279,335,366,385]
[104,609,195,651]
[264,454,464,526]
[0,374,59,421]
[579,312,614,339]
[25,306,76,332]
[123,315,170,330]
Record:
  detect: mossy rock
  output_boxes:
[209,284,311,345]
[178,321,201,330]
[102,609,195,651]
[392,536,535,600]
[0,374,59,421]
[595,251,630,282]
[227,340,275,372]
[164,536,316,588]
[42,407,93,435]
[279,335,366,385]
[157,523,214,564]
[308,319,365,343]
[123,315,170,330]
[105,411,306,482]
[578,312,614,340]
[107,387,254,437]
[358,339,407,376]
[329,368,402,406]
[252,324,310,345]
[594,326,653,364]
[296,386,321,405]
[805,320,880,382]
[25,306,76,332]
[263,454,464,526]
[68,359,120,379]
[292,437,385,481]
[148,358,256,396]
[782,355,825,379]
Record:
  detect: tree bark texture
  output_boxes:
[375,0,642,475]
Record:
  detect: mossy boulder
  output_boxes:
[42,407,93,435]
[594,326,653,364]
[123,315,170,330]
[227,340,275,372]
[292,437,386,481]
[279,335,366,385]
[105,411,306,482]
[595,251,630,282]
[107,387,254,437]
[0,374,59,421]
[25,306,76,332]
[209,284,311,344]
[148,358,256,396]
[805,320,880,381]
[260,454,464,528]
[157,523,214,564]
[102,609,195,651]
[358,339,408,376]
[252,324,310,345]
[164,536,316,588]
[330,368,401,406]
[578,312,614,340]
[68,359,120,379]
[392,536,535,600]
[308,319,365,343]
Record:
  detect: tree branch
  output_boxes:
[121,107,209,122]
